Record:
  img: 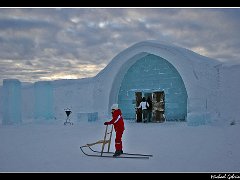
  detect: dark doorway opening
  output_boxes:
[135,91,165,123]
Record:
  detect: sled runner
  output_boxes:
[80,124,153,159]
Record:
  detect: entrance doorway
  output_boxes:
[135,92,142,122]
[152,91,165,122]
[135,91,165,123]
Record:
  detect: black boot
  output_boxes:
[113,150,121,157]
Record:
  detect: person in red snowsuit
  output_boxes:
[104,104,125,157]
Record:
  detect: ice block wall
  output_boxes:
[77,112,98,122]
[118,54,187,121]
[3,79,22,124]
[34,81,54,120]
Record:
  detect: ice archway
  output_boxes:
[93,40,220,123]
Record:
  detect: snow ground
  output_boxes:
[0,120,239,173]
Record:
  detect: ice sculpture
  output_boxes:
[3,79,22,124]
[34,81,54,120]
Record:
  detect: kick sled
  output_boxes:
[80,124,153,159]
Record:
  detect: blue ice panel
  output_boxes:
[118,54,187,121]
[77,113,88,122]
[88,112,98,122]
[77,112,98,122]
[3,79,22,125]
[187,113,206,126]
[34,81,54,120]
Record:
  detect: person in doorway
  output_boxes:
[137,97,149,123]
[146,96,153,122]
[104,104,125,157]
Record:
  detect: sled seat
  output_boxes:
[81,125,113,155]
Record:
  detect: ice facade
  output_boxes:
[118,54,187,121]
[2,79,22,124]
[0,41,225,126]
[34,81,54,120]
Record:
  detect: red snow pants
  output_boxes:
[115,130,124,151]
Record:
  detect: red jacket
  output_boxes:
[107,109,125,132]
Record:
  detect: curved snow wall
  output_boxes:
[118,54,187,121]
[102,41,220,124]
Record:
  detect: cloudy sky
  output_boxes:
[0,8,240,85]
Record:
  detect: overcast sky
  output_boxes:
[0,8,239,85]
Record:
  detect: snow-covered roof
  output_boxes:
[96,40,220,79]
